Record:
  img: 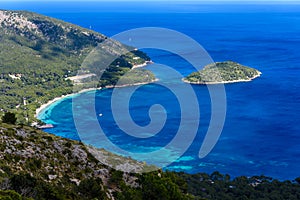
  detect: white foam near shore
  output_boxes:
[35,87,100,118]
[132,60,154,69]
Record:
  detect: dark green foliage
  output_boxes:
[10,173,37,197]
[1,112,17,124]
[109,170,124,188]
[113,171,190,200]
[178,172,300,200]
[8,173,68,199]
[25,158,42,171]
[0,190,24,200]
[139,172,188,200]
[100,68,155,87]
[34,182,66,200]
[77,178,107,200]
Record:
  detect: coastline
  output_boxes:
[132,60,154,69]
[34,87,101,118]
[35,61,156,120]
[105,78,159,89]
[182,72,262,85]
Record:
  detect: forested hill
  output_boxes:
[0,10,153,124]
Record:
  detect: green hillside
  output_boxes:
[0,10,154,124]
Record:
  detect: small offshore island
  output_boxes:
[183,61,262,84]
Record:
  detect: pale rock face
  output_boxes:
[0,10,38,32]
[48,174,58,180]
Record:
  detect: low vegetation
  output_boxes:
[0,122,300,199]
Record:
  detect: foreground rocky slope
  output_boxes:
[0,123,152,199]
[1,123,300,200]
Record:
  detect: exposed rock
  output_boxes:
[48,174,57,180]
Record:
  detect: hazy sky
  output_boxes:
[1,0,300,5]
[1,0,300,2]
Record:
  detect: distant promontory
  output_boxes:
[183,61,262,84]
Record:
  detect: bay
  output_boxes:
[15,2,300,180]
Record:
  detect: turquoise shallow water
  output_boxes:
[6,2,300,180]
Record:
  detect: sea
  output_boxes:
[3,1,300,180]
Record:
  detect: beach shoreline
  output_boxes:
[35,61,156,120]
[34,87,101,118]
[132,60,154,69]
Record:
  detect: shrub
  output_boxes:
[2,113,17,125]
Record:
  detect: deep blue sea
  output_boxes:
[3,2,300,180]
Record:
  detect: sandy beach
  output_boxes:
[35,80,157,119]
[35,61,156,119]
[35,87,101,118]
[132,60,154,69]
